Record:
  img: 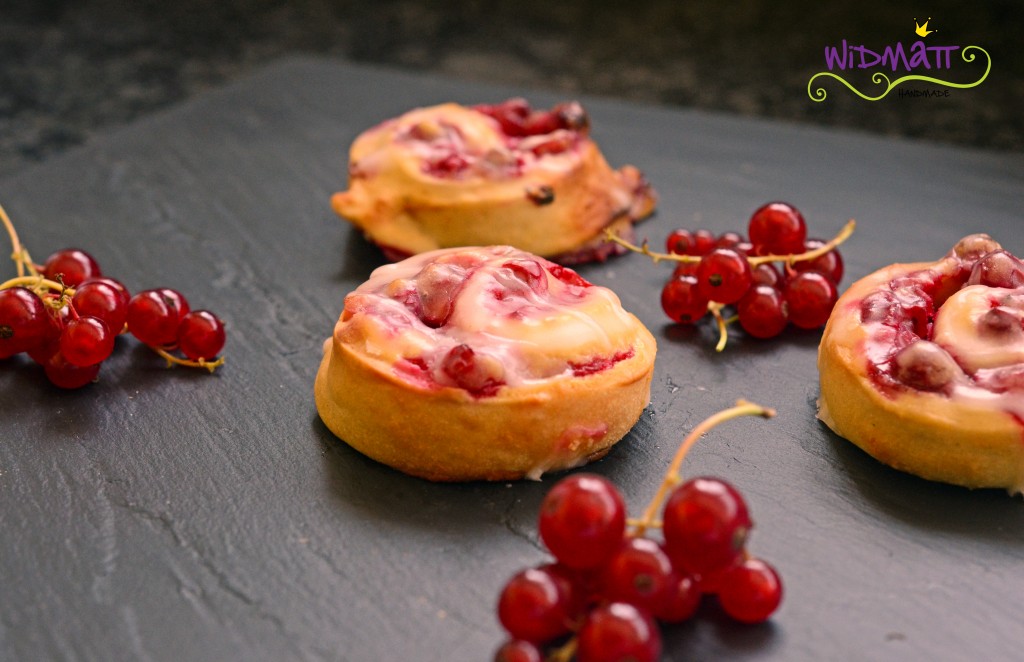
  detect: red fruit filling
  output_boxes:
[860,241,1024,400]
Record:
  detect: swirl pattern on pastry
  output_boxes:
[331,99,656,264]
[315,245,657,481]
[818,234,1024,492]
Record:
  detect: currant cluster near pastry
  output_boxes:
[495,402,782,662]
[0,204,225,388]
[611,202,854,350]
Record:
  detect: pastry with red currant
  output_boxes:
[818,234,1024,491]
[314,245,657,481]
[331,98,656,265]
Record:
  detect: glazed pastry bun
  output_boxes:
[818,234,1024,492]
[315,245,657,481]
[331,98,656,264]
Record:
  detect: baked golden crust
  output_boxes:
[314,246,656,481]
[331,100,655,263]
[818,236,1024,492]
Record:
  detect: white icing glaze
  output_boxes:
[354,103,581,187]
[933,285,1024,372]
[340,246,641,387]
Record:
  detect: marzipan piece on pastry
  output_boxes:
[818,234,1024,492]
[331,99,656,264]
[315,245,657,481]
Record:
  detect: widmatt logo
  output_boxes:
[807,18,991,102]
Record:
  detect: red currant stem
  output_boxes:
[630,400,775,537]
[150,346,226,373]
[748,219,856,267]
[709,303,729,352]
[546,637,577,662]
[0,202,38,278]
[605,219,856,267]
[0,274,72,295]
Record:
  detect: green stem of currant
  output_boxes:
[629,400,775,537]
[0,202,39,278]
[605,219,856,267]
[0,274,73,296]
[545,636,577,662]
[151,346,225,372]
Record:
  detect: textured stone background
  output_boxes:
[1,0,1020,177]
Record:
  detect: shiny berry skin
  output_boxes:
[667,229,715,256]
[696,248,753,304]
[127,288,190,346]
[748,202,807,255]
[538,474,626,570]
[662,477,752,577]
[661,274,709,324]
[665,229,695,255]
[737,285,788,339]
[493,639,542,662]
[177,310,226,361]
[497,567,573,644]
[655,572,701,623]
[716,231,744,249]
[784,272,838,329]
[41,248,102,287]
[691,229,716,256]
[792,238,844,284]
[750,263,783,288]
[717,557,783,624]
[0,287,51,358]
[576,602,661,662]
[60,316,115,366]
[43,350,101,389]
[72,278,130,333]
[968,249,1024,289]
[599,537,673,614]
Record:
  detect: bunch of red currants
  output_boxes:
[495,404,781,662]
[660,202,847,341]
[1,245,226,389]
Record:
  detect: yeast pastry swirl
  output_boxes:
[818,235,1024,492]
[315,246,656,481]
[331,99,655,264]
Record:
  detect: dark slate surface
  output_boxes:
[1,57,1022,662]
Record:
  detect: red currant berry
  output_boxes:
[665,229,695,255]
[126,288,190,346]
[655,572,701,623]
[792,238,844,284]
[662,477,752,577]
[784,272,838,329]
[41,248,102,287]
[717,557,783,624]
[72,278,130,334]
[493,639,542,662]
[696,248,753,304]
[538,474,626,570]
[43,350,101,389]
[748,202,807,255]
[737,285,788,339]
[0,287,51,358]
[599,537,673,614]
[671,261,699,279]
[716,231,744,249]
[661,275,709,324]
[497,567,573,644]
[576,602,661,662]
[750,263,783,288]
[177,310,226,361]
[691,229,717,256]
[968,249,1024,289]
[60,316,115,366]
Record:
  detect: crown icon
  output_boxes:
[914,17,936,38]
